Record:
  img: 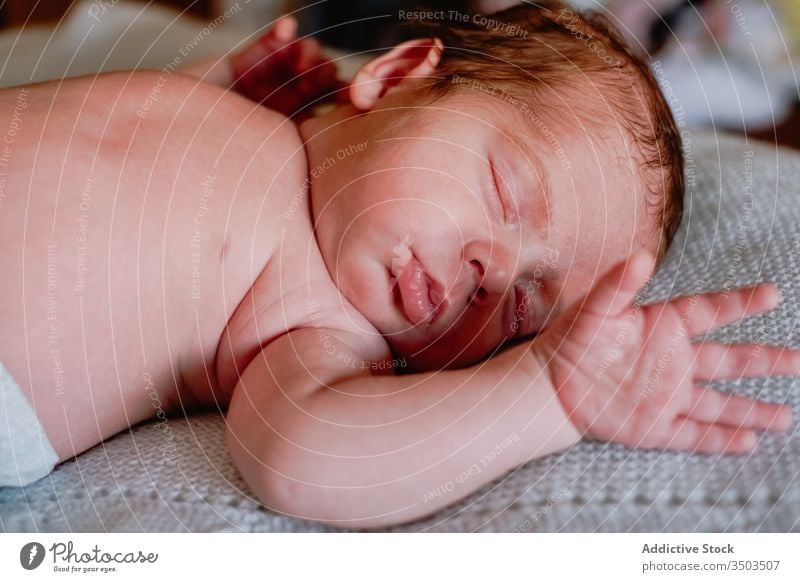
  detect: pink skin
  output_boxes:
[300,40,657,372]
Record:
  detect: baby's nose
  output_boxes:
[461,252,512,308]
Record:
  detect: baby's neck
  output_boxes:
[297,104,360,221]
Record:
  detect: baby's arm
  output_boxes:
[226,253,797,529]
[226,326,580,529]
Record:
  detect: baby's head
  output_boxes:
[300,1,683,371]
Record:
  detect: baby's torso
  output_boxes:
[0,71,375,459]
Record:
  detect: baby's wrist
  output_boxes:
[521,343,583,450]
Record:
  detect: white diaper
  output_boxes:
[0,363,59,487]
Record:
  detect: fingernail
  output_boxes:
[777,407,794,430]
[765,284,781,306]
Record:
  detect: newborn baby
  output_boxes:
[0,2,795,527]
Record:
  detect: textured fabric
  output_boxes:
[0,363,59,487]
[1,131,798,532]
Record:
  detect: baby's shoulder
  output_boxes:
[118,69,307,166]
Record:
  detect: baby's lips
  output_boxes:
[396,255,435,325]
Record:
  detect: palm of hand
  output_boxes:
[534,253,795,454]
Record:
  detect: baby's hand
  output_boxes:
[533,252,796,454]
[230,16,344,117]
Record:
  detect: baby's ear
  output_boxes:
[349,38,444,111]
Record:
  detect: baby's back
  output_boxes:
[0,71,309,461]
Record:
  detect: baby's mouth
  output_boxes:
[389,242,446,327]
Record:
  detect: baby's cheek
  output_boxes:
[335,255,378,309]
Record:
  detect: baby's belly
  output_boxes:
[0,185,199,461]
[0,133,214,459]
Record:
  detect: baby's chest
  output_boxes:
[208,219,378,405]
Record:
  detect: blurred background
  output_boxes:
[1,0,798,149]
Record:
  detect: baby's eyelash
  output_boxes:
[488,162,508,223]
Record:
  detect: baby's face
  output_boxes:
[306,89,658,371]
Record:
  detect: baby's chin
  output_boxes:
[378,331,439,371]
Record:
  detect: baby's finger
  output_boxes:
[233,30,294,79]
[686,387,793,431]
[694,343,800,380]
[581,251,655,318]
[668,418,757,454]
[309,61,341,94]
[268,16,298,44]
[673,284,779,337]
[291,37,325,74]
